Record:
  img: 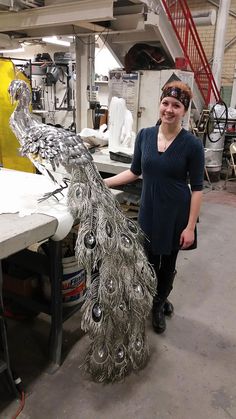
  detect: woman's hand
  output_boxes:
[179,228,195,249]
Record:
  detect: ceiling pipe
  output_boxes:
[191,9,216,26]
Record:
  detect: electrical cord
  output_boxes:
[72,25,110,46]
[11,374,25,419]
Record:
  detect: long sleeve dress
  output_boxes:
[130,125,205,255]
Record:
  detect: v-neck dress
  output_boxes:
[130,125,205,255]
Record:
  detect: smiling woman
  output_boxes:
[104,79,205,335]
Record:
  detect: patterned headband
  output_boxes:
[160,86,191,110]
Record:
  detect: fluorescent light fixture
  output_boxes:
[0,46,24,53]
[42,36,70,47]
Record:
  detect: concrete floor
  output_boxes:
[1,181,236,419]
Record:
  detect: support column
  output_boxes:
[230,65,236,108]
[211,0,231,91]
[75,36,90,132]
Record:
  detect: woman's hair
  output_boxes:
[160,81,193,110]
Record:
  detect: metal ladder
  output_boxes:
[161,0,221,106]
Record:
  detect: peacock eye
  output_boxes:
[114,344,126,363]
[120,233,132,248]
[92,344,109,363]
[92,303,102,322]
[105,277,116,293]
[84,231,96,249]
[133,283,144,299]
[134,335,143,351]
[127,219,138,234]
[105,220,113,238]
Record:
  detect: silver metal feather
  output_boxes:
[8,79,157,382]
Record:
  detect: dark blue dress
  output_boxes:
[130,126,205,255]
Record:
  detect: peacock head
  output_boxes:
[8,79,31,105]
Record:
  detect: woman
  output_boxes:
[104,81,205,334]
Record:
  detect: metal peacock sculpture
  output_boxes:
[8,79,157,382]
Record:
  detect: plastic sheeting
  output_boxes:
[0,168,74,241]
[0,58,35,172]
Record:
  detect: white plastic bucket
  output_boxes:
[61,256,86,306]
[42,256,86,307]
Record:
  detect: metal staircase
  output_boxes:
[161,0,221,106]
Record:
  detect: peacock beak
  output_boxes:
[8,88,14,105]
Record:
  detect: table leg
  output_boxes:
[48,240,63,373]
[0,261,19,397]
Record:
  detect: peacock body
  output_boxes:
[8,79,157,382]
[8,79,92,199]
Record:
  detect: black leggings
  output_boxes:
[147,250,179,276]
[147,250,179,298]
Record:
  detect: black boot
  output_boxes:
[163,299,174,316]
[152,297,166,334]
[152,270,177,333]
[163,270,177,316]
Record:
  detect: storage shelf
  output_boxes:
[95,80,108,84]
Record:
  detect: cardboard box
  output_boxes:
[3,274,38,298]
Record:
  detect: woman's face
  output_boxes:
[159,96,186,125]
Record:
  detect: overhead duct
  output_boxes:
[16,0,44,8]
[0,0,43,10]
[0,33,21,49]
[171,9,216,26]
[0,0,13,9]
[191,9,217,26]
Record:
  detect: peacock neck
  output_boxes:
[11,102,36,143]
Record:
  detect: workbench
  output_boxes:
[92,147,142,197]
[0,166,124,374]
[92,147,131,174]
[0,170,69,372]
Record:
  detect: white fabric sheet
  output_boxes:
[0,168,73,241]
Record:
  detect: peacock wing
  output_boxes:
[67,161,157,382]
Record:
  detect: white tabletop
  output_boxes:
[92,147,131,174]
[0,212,57,260]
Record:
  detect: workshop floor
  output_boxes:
[1,181,236,419]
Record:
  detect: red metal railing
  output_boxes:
[161,0,221,105]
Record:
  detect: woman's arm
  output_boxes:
[104,169,139,188]
[180,190,203,249]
